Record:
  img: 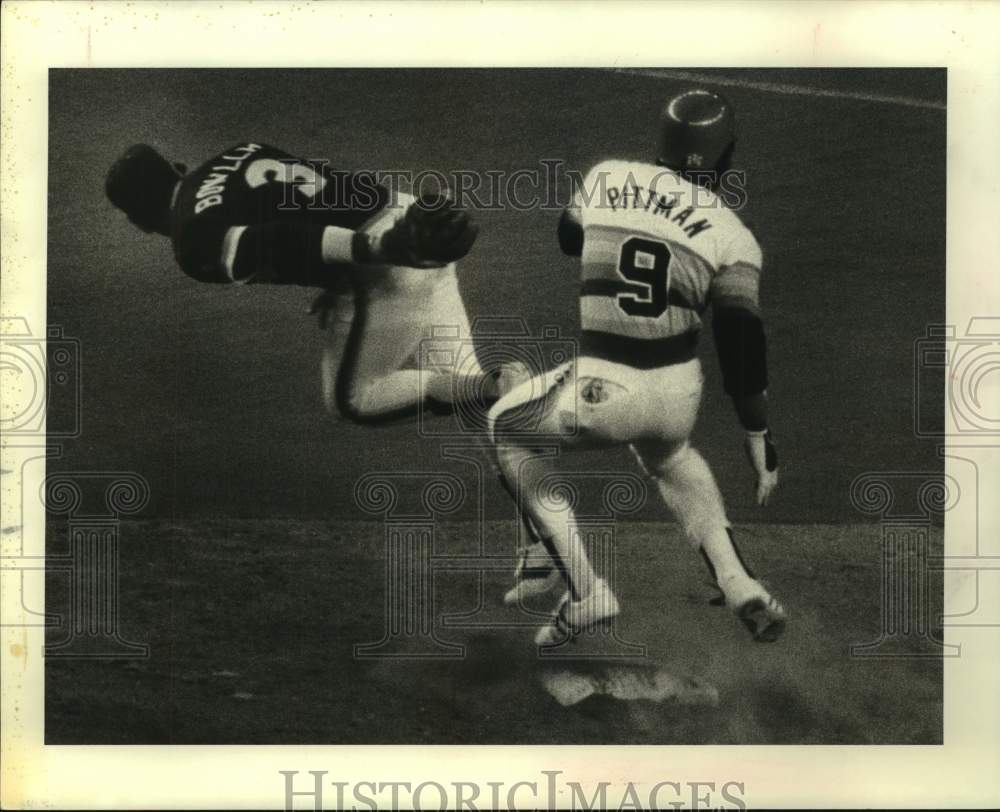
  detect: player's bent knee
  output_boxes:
[333,387,367,423]
[333,381,387,425]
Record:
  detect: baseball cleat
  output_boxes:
[534,578,620,646]
[503,541,561,605]
[721,576,786,642]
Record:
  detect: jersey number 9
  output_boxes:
[616,237,671,319]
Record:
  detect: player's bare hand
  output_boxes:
[379,193,479,267]
[744,430,779,506]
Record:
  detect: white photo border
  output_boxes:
[2,1,998,808]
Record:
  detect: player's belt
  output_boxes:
[580,329,699,370]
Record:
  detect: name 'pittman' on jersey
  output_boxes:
[600,180,714,239]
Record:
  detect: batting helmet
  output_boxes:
[657,88,735,173]
[105,144,184,230]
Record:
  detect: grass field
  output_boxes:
[45,68,946,744]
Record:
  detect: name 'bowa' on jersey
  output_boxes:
[574,159,761,365]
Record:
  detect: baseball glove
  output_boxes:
[380,193,479,267]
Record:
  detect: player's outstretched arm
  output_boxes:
[205,195,479,286]
[211,220,372,286]
[710,243,778,506]
[712,304,779,506]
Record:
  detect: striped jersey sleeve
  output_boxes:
[711,226,763,315]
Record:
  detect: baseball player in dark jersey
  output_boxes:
[105,142,502,421]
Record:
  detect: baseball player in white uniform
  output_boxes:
[105,140,501,427]
[313,190,495,425]
[488,88,786,646]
